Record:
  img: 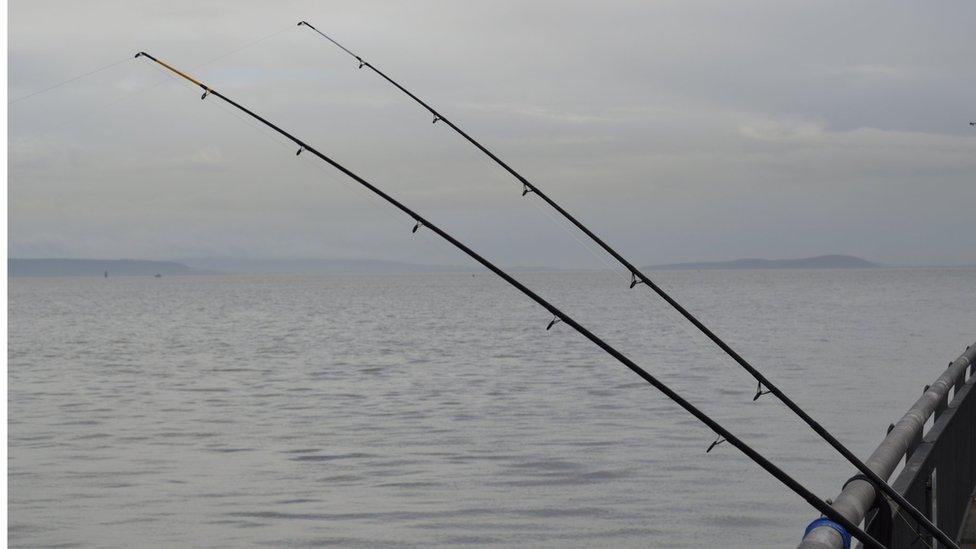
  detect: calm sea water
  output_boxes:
[8,268,976,548]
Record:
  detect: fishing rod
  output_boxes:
[135,51,885,549]
[296,21,957,548]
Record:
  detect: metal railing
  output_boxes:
[798,342,976,549]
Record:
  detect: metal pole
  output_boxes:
[799,343,976,549]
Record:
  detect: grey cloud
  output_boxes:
[8,0,976,267]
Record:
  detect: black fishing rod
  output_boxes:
[296,21,957,549]
[135,51,885,549]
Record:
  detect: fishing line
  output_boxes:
[442,153,683,342]
[209,91,461,266]
[8,56,134,105]
[459,133,625,277]
[296,152,465,267]
[293,22,774,387]
[11,25,297,141]
[204,89,413,225]
[295,21,957,548]
[310,29,803,399]
[134,51,887,549]
[207,92,296,151]
[180,89,460,267]
[193,24,294,75]
[460,139,699,356]
[9,22,290,106]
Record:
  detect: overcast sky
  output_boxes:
[8,1,976,267]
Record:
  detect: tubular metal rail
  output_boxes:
[799,342,976,549]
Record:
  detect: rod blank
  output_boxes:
[295,22,958,549]
[136,51,885,549]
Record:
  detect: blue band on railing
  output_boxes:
[804,518,852,549]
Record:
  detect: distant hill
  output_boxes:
[647,255,880,270]
[7,257,552,276]
[9,258,196,277]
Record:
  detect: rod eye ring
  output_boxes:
[753,381,772,401]
[706,437,726,453]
